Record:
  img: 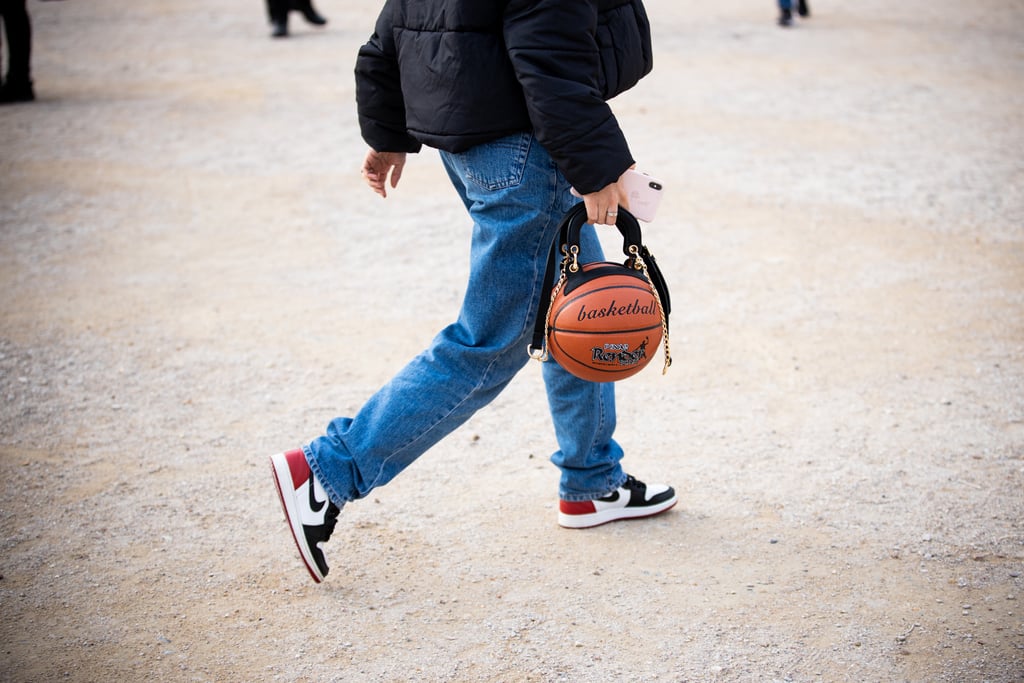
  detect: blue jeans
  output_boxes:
[304,133,627,505]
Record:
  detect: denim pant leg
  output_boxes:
[543,359,626,501]
[304,133,625,506]
[539,212,626,500]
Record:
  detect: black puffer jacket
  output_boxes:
[355,0,653,194]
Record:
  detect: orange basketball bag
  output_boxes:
[528,203,672,382]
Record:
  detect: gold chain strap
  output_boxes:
[537,271,567,362]
[629,246,673,374]
[534,245,575,362]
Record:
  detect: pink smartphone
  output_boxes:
[620,169,664,222]
[570,169,665,222]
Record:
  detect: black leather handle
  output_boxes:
[559,202,644,260]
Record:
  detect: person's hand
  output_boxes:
[361,149,406,198]
[582,167,633,225]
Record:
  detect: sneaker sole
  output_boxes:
[269,453,326,583]
[558,496,677,529]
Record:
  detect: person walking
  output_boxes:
[778,0,810,26]
[270,0,677,584]
[265,0,326,38]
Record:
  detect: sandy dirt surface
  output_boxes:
[2,0,1023,681]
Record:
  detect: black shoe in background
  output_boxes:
[294,0,327,26]
[0,80,35,104]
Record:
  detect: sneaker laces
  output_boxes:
[323,502,341,541]
[622,474,643,491]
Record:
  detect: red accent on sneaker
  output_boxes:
[559,499,597,515]
[283,448,310,489]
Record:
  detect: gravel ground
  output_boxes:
[1,0,1022,681]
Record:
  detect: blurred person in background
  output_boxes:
[778,0,810,26]
[266,0,327,38]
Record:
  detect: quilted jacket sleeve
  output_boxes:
[503,0,646,193]
[355,3,422,154]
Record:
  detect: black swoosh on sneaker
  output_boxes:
[308,475,326,514]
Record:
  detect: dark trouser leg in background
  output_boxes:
[292,0,326,26]
[0,0,34,102]
[265,0,289,37]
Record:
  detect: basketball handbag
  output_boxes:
[528,202,672,382]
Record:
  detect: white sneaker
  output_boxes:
[270,449,340,582]
[558,475,676,529]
